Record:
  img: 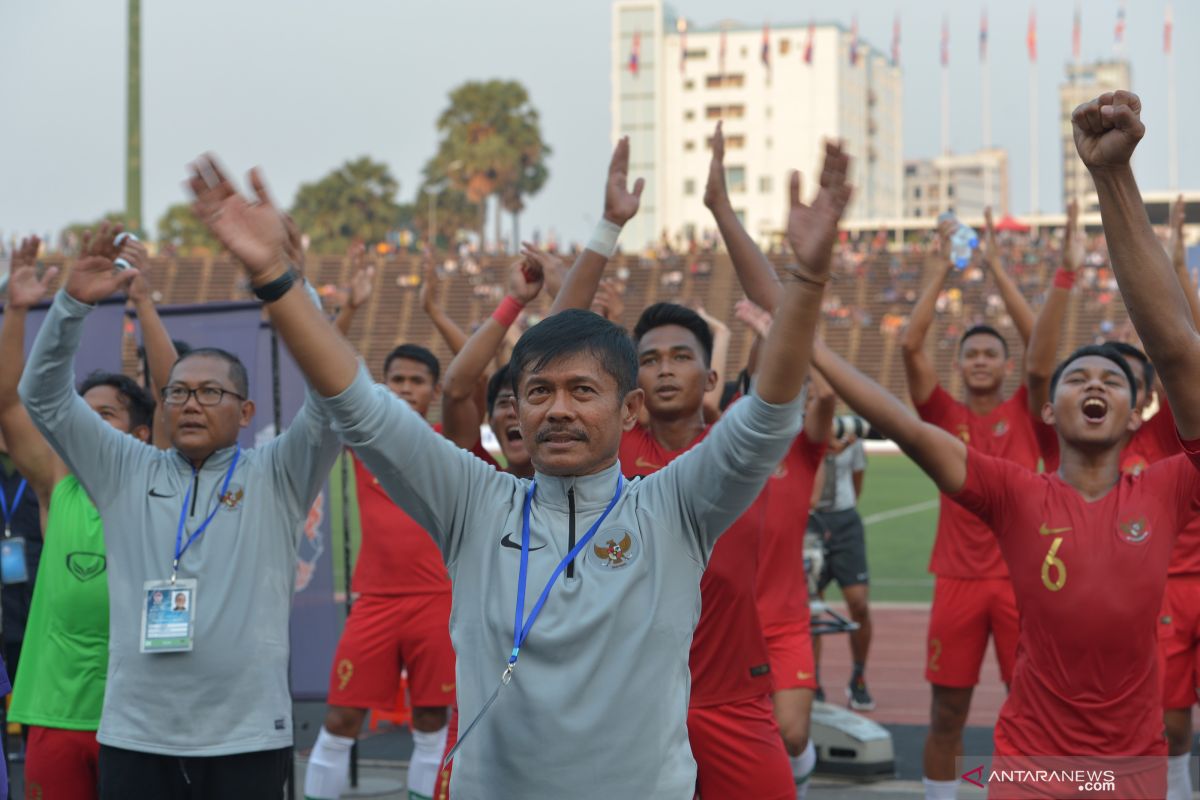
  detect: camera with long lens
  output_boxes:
[833,415,869,442]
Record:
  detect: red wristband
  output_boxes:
[492,295,525,328]
[1053,269,1077,290]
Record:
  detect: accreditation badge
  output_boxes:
[141,578,197,653]
[0,537,28,584]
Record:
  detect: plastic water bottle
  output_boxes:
[937,212,978,270]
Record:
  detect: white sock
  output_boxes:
[792,740,816,799]
[923,777,959,800]
[304,727,354,800]
[1167,753,1193,800]
[408,724,449,800]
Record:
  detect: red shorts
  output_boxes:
[687,694,794,800]
[433,705,458,800]
[926,576,1018,688]
[327,592,456,709]
[25,725,100,800]
[763,619,817,691]
[1159,576,1200,709]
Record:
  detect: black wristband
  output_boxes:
[252,268,296,303]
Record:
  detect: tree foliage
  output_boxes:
[156,202,221,254]
[426,80,551,245]
[290,157,411,254]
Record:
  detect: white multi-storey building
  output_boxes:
[611,1,903,250]
[1060,60,1132,211]
[903,149,1010,220]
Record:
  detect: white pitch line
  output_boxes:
[861,498,939,526]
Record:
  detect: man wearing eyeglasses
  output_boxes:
[18,224,342,800]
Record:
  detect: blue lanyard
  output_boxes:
[0,479,26,537]
[173,449,241,582]
[509,474,624,669]
[444,473,625,769]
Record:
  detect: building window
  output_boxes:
[726,166,746,193]
[780,39,791,56]
[684,48,708,60]
[684,79,695,91]
[759,176,772,193]
[684,109,695,121]
[948,185,955,198]
[706,133,745,150]
[705,104,745,120]
[734,208,746,224]
[705,73,745,88]
[684,140,696,151]
[684,179,696,195]
[914,187,922,198]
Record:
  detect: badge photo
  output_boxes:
[590,527,637,569]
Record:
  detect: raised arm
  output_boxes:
[981,206,1035,347]
[334,243,376,338]
[1168,194,1200,332]
[125,239,179,449]
[900,226,955,406]
[18,225,151,506]
[549,137,643,314]
[441,255,543,450]
[417,255,470,355]
[813,340,966,494]
[1026,199,1082,413]
[0,238,67,505]
[694,305,730,422]
[704,121,784,312]
[1073,91,1200,439]
[805,367,837,444]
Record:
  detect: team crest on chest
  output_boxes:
[956,424,970,444]
[592,529,636,568]
[992,419,1009,437]
[1117,516,1151,545]
[772,462,789,480]
[221,486,244,510]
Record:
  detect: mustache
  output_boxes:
[535,427,589,443]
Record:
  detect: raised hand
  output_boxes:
[703,121,729,212]
[592,278,626,321]
[6,237,57,310]
[187,154,287,281]
[65,223,139,305]
[508,253,544,305]
[520,242,565,296]
[981,207,999,267]
[419,253,441,314]
[1072,90,1145,173]
[123,238,155,304]
[603,136,645,226]
[345,243,376,309]
[785,141,853,282]
[1063,198,1084,273]
[283,214,306,273]
[692,303,729,336]
[734,298,774,338]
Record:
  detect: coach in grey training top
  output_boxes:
[20,275,339,761]
[187,139,850,798]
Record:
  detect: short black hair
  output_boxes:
[1106,341,1155,391]
[78,370,156,431]
[172,348,249,397]
[632,303,714,366]
[1049,344,1138,409]
[487,363,513,416]
[959,325,1009,357]
[509,309,638,400]
[138,339,192,362]
[719,377,742,412]
[383,344,440,384]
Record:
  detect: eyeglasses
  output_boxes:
[161,385,245,407]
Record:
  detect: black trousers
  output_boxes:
[98,744,289,800]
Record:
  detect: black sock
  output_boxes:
[850,662,866,685]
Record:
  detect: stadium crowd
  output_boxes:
[0,90,1197,800]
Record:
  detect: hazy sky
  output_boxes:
[1,0,1193,244]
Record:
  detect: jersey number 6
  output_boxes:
[1041,537,1066,592]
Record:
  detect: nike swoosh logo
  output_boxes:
[500,533,546,551]
[635,456,662,470]
[1038,524,1072,536]
[148,489,174,498]
[441,683,456,693]
[796,671,812,680]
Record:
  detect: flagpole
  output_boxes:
[981,46,990,148]
[1167,5,1178,191]
[941,17,949,157]
[1029,61,1038,219]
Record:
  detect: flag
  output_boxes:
[849,15,859,66]
[1072,3,1081,62]
[1165,3,1173,54]
[719,25,727,75]
[940,16,948,68]
[1027,9,1037,62]
[892,15,901,66]
[804,20,815,65]
[678,17,687,74]
[980,9,988,61]
[1114,1,1125,47]
[762,23,770,69]
[629,32,640,76]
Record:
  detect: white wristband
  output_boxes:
[586,219,622,258]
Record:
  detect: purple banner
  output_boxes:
[0,297,127,384]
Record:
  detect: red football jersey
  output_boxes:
[620,425,774,706]
[951,448,1200,755]
[351,426,500,595]
[916,384,1042,579]
[756,432,825,627]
